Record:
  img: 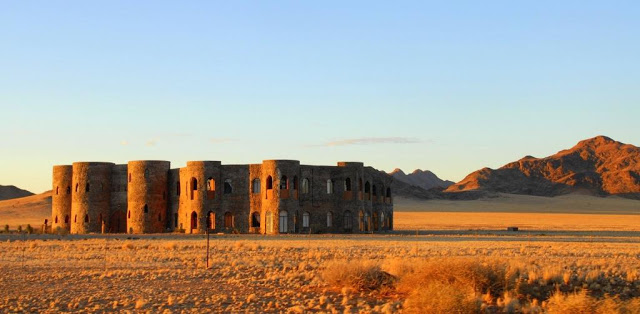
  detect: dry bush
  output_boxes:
[321,259,395,291]
[397,258,507,297]
[545,290,640,314]
[403,281,480,314]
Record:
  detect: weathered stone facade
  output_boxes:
[52,160,394,234]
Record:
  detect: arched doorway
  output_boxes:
[110,211,126,233]
[207,211,215,230]
[224,212,234,229]
[190,211,198,233]
[279,210,288,233]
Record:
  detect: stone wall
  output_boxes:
[70,162,114,234]
[52,165,72,231]
[53,159,393,234]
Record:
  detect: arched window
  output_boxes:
[327,179,334,194]
[280,175,288,190]
[266,211,273,233]
[252,179,261,194]
[56,186,59,195]
[302,212,310,228]
[176,181,181,196]
[144,168,149,179]
[128,173,131,182]
[365,181,370,193]
[86,183,90,192]
[191,211,198,230]
[207,178,216,199]
[293,176,298,191]
[302,178,309,194]
[74,215,77,223]
[386,187,391,198]
[207,211,215,229]
[224,212,234,228]
[64,215,69,224]
[190,177,198,200]
[144,204,148,213]
[55,216,58,223]
[75,183,79,193]
[278,211,287,233]
[345,178,352,191]
[251,212,260,228]
[266,176,273,190]
[66,186,71,194]
[327,212,333,227]
[128,210,131,219]
[224,179,233,194]
[84,214,89,223]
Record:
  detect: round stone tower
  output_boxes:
[52,165,72,232]
[127,160,170,234]
[70,162,114,234]
[261,160,300,234]
[178,161,221,234]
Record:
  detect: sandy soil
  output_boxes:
[1,233,639,313]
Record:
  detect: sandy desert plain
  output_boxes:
[1,194,639,313]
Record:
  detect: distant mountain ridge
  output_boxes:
[446,136,640,198]
[390,168,454,190]
[0,185,34,201]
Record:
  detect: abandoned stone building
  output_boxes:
[51,160,394,234]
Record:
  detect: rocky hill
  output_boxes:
[0,185,34,201]
[390,168,454,190]
[0,190,51,227]
[446,136,640,198]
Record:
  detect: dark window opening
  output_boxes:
[56,186,59,195]
[224,179,232,194]
[176,181,181,196]
[75,183,79,193]
[84,214,89,223]
[128,173,131,182]
[251,212,260,228]
[266,176,273,190]
[144,204,148,213]
[365,181,370,193]
[66,186,71,194]
[86,183,90,192]
[128,210,131,219]
[64,215,69,224]
[224,212,234,228]
[345,178,352,191]
[280,175,288,190]
[386,187,391,198]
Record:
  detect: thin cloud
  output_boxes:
[323,137,423,147]
[210,138,235,144]
[146,139,158,147]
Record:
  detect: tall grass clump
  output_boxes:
[397,258,506,313]
[321,259,395,291]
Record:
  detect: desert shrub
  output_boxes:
[3,224,8,233]
[397,258,507,297]
[17,225,22,233]
[26,224,33,234]
[54,226,69,236]
[545,290,640,314]
[403,281,480,314]
[321,259,395,291]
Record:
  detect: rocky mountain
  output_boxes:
[0,185,34,201]
[446,136,640,198]
[390,168,454,190]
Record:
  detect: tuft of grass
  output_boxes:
[403,281,480,314]
[321,259,395,292]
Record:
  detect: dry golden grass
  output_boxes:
[2,233,638,312]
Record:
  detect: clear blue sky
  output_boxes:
[1,1,639,193]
